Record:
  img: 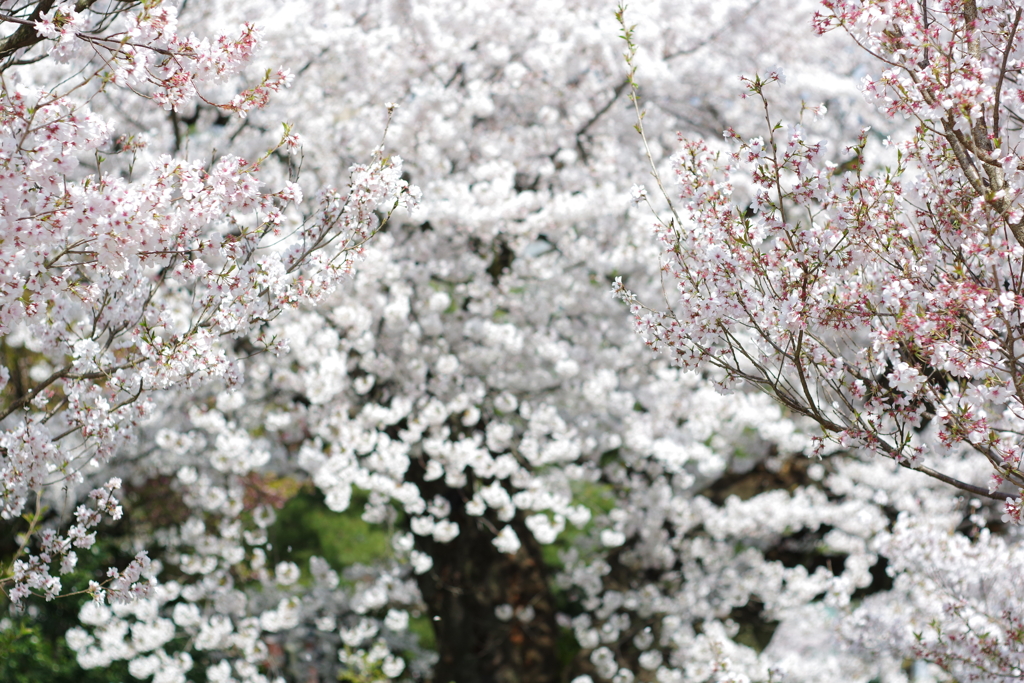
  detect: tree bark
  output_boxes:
[409,465,559,683]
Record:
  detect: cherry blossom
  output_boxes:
[6,0,1024,682]
[623,0,1024,677]
[0,0,413,609]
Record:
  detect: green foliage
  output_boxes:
[0,608,131,683]
[267,490,393,575]
[0,565,135,683]
[554,623,581,673]
[540,480,616,570]
[406,613,436,652]
[0,504,139,683]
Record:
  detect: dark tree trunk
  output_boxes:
[409,466,559,683]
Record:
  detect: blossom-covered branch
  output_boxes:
[0,0,414,606]
[622,0,1024,518]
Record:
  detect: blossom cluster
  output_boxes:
[88,0,919,680]
[4,0,1023,682]
[624,0,1024,514]
[621,0,1024,677]
[8,478,152,606]
[0,0,413,615]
